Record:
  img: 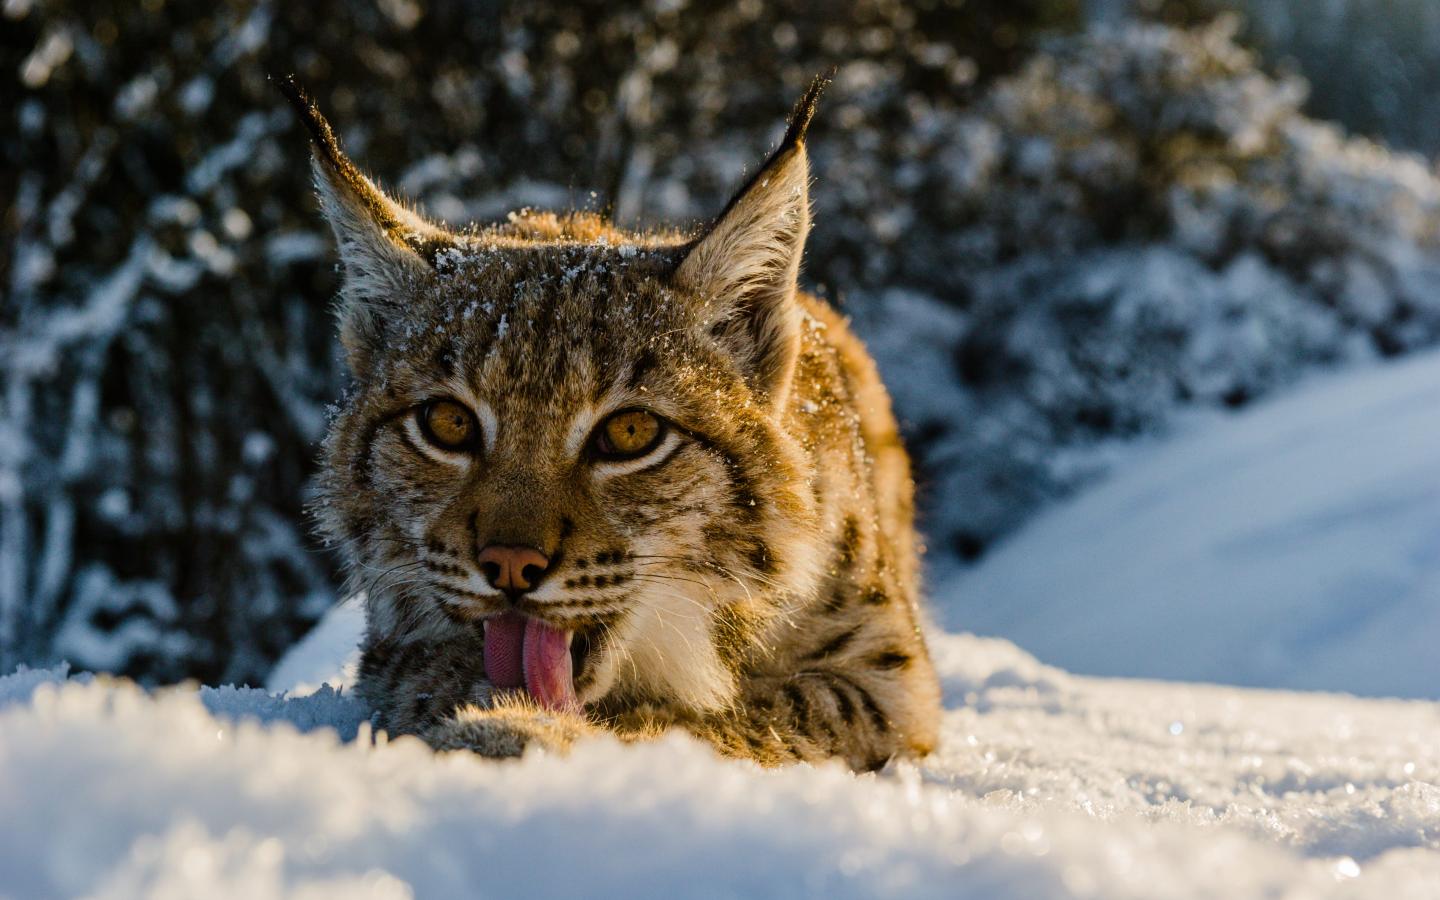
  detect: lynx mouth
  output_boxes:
[482,611,595,712]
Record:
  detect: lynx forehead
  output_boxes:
[283,73,941,770]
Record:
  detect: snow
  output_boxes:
[24,348,1404,897]
[3,629,1438,898]
[943,349,1440,700]
[263,596,362,696]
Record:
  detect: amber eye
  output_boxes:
[594,409,664,459]
[418,399,478,451]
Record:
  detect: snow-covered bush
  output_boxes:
[854,17,1440,554]
[1120,0,1440,156]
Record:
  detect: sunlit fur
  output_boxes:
[290,76,942,770]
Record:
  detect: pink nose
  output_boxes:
[477,544,550,593]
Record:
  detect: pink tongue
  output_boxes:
[483,611,577,712]
[522,619,578,712]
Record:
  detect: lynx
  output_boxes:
[282,74,941,771]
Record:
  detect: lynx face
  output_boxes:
[294,80,825,713]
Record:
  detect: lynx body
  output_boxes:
[285,77,941,770]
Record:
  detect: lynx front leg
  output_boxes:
[615,666,937,771]
[423,697,599,758]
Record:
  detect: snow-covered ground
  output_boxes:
[1,630,1437,898]
[6,348,1440,898]
[941,349,1440,700]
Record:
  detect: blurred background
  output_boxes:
[4,0,1438,696]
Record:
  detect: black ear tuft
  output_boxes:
[780,70,832,151]
[275,74,420,242]
[275,74,454,376]
[675,75,830,409]
[276,75,349,181]
[700,72,829,236]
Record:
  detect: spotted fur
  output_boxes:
[284,75,941,771]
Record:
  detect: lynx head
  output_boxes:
[285,77,826,714]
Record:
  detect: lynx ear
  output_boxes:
[677,77,826,409]
[277,75,450,373]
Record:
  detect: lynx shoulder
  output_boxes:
[282,75,941,771]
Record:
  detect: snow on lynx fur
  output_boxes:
[282,75,940,770]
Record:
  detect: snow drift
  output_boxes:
[944,348,1440,699]
[1,631,1437,898]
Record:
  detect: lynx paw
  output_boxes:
[421,698,597,758]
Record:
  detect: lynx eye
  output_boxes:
[418,399,478,451]
[594,409,664,459]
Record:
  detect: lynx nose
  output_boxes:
[477,544,551,595]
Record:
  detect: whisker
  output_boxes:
[628,575,719,609]
[361,560,427,597]
[432,582,502,603]
[639,584,715,660]
[628,555,789,592]
[628,572,714,591]
[592,616,634,674]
